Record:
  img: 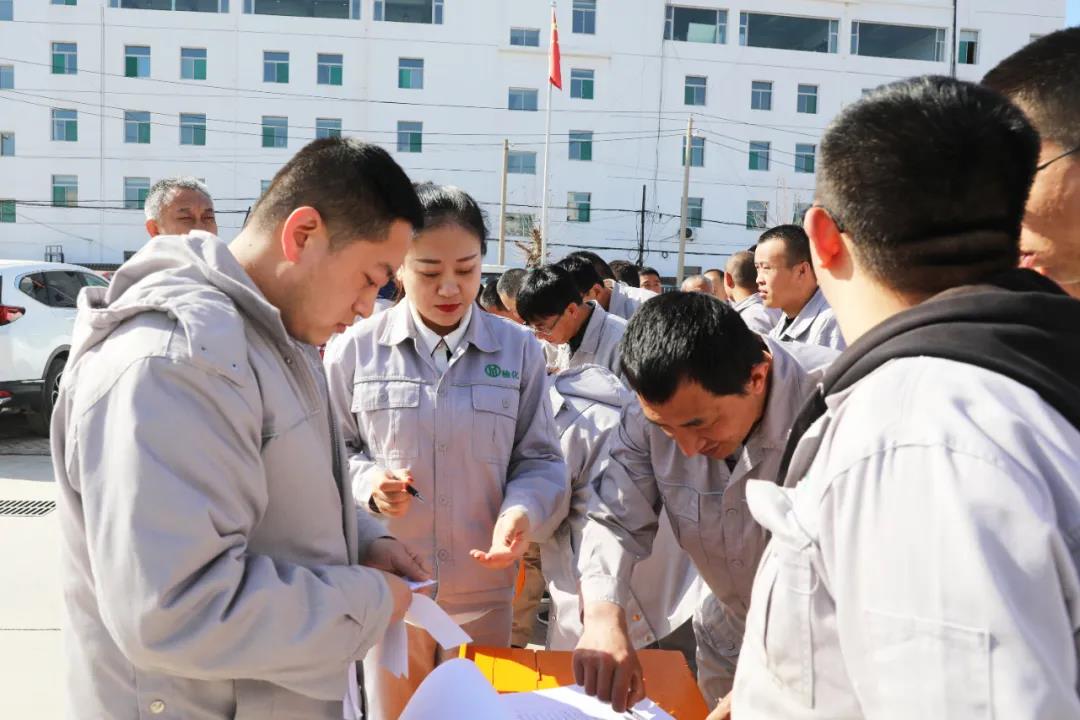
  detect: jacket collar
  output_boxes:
[379,299,500,354]
[780,287,829,340]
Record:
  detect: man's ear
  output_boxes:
[805,206,844,271]
[279,206,324,264]
[145,219,160,238]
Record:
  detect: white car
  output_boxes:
[0,260,109,435]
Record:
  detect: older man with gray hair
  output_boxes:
[144,177,218,238]
[680,274,713,295]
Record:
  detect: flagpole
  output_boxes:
[540,0,556,265]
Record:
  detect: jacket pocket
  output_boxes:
[352,380,421,462]
[758,542,818,708]
[471,385,519,464]
[863,610,990,718]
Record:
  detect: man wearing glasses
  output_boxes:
[754,224,846,350]
[516,263,628,383]
[984,27,1080,300]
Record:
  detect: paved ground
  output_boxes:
[0,415,50,456]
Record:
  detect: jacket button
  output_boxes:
[439,495,449,506]
[726,508,739,517]
[149,700,166,714]
[501,399,510,409]
[437,549,450,561]
[437,443,447,452]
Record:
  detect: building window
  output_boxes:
[510,27,540,47]
[568,192,591,222]
[507,150,537,174]
[739,12,838,53]
[260,179,272,195]
[398,58,423,89]
[688,197,703,229]
[0,65,12,88]
[124,177,151,210]
[262,115,288,148]
[0,132,13,156]
[958,30,979,64]
[664,6,726,44]
[244,0,354,18]
[374,0,442,24]
[124,45,151,78]
[508,87,539,111]
[118,0,230,12]
[0,200,14,223]
[795,143,816,173]
[51,109,78,141]
[751,80,772,110]
[0,0,11,20]
[316,117,342,139]
[570,69,594,99]
[505,213,535,237]
[52,175,78,207]
[569,130,593,161]
[181,48,207,80]
[796,84,818,114]
[748,141,770,171]
[316,53,343,86]
[851,21,946,62]
[263,51,289,83]
[572,0,596,35]
[682,135,705,167]
[53,0,77,6]
[397,121,422,152]
[180,113,206,145]
[746,200,768,229]
[792,201,812,223]
[52,42,78,75]
[124,111,151,143]
[684,75,706,106]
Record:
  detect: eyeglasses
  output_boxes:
[528,311,565,336]
[1037,144,1080,172]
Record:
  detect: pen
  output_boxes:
[405,484,426,503]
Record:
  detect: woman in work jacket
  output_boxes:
[324,183,568,719]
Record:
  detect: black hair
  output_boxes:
[516,264,583,324]
[726,251,758,291]
[556,255,603,296]
[568,250,615,281]
[479,278,507,312]
[983,27,1080,149]
[609,260,641,287]
[251,137,423,248]
[639,266,660,278]
[414,182,489,255]
[704,268,724,276]
[621,292,765,404]
[817,76,1039,295]
[496,268,528,301]
[758,225,811,266]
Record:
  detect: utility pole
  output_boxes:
[498,139,509,265]
[637,185,646,266]
[676,116,693,286]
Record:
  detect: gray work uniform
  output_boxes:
[561,301,628,382]
[732,293,778,335]
[324,299,569,621]
[607,281,657,321]
[54,233,394,720]
[577,338,837,703]
[769,287,845,350]
[540,365,705,651]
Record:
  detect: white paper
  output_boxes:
[501,685,674,720]
[375,593,473,678]
[400,658,506,720]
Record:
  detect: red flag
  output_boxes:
[549,8,562,89]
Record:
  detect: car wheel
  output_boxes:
[27,356,66,437]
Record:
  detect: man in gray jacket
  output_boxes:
[53,138,429,719]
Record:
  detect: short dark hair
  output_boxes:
[726,251,757,291]
[622,292,766,404]
[704,268,724,276]
[414,183,488,255]
[517,264,583,323]
[497,268,528,301]
[639,266,660,278]
[609,260,641,287]
[478,278,507,312]
[758,225,811,266]
[983,27,1080,149]
[250,138,423,248]
[557,255,603,296]
[568,250,615,281]
[817,76,1039,294]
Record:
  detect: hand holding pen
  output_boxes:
[367,467,423,517]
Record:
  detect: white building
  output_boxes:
[0,0,1066,275]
